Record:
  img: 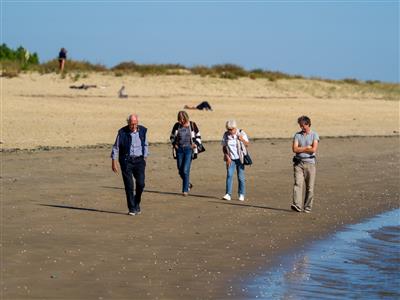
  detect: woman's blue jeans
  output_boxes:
[176,146,193,192]
[226,159,246,196]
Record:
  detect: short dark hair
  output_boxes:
[297,115,311,126]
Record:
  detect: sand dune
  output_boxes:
[2,73,399,150]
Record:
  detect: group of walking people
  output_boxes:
[111,112,319,216]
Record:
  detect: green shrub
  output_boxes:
[0,44,40,73]
[247,69,295,81]
[1,70,19,78]
[248,69,266,79]
[190,65,214,77]
[38,59,107,74]
[211,64,247,77]
[36,59,57,74]
[263,70,292,81]
[293,74,304,79]
[1,60,21,74]
[366,80,381,85]
[342,78,360,85]
[69,60,107,72]
[111,61,137,72]
[219,72,238,80]
[112,61,187,76]
[250,68,264,74]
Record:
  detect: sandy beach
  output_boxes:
[1,73,399,299]
[2,73,399,150]
[2,137,399,299]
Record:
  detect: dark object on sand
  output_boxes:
[69,84,97,90]
[184,101,213,111]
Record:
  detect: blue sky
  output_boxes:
[2,1,399,82]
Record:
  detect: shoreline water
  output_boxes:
[245,208,400,299]
[2,136,399,299]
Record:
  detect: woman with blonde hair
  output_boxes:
[170,111,203,196]
[221,120,250,201]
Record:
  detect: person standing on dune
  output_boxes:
[58,48,67,72]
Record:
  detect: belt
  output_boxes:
[295,155,315,159]
[129,155,143,160]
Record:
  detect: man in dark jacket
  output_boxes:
[111,114,149,216]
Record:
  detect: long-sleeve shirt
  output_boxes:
[111,130,149,160]
[221,130,249,160]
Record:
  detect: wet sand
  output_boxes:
[2,136,399,299]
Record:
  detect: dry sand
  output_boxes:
[1,73,400,299]
[2,73,399,150]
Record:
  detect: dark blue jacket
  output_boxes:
[117,125,147,164]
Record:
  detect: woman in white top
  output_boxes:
[221,120,250,201]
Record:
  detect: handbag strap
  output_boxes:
[237,129,248,154]
[188,121,193,145]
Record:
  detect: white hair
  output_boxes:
[226,119,237,130]
[127,114,138,123]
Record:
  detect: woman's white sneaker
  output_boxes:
[222,194,231,201]
[238,194,245,201]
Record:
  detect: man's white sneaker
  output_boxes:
[238,194,245,201]
[222,194,231,201]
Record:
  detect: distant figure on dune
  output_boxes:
[118,86,128,98]
[291,115,319,214]
[58,48,67,72]
[184,101,213,111]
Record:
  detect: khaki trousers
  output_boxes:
[293,162,316,210]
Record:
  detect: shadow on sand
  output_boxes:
[208,200,293,213]
[102,186,291,212]
[44,188,291,214]
[38,204,127,215]
[101,186,221,200]
[144,189,221,200]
